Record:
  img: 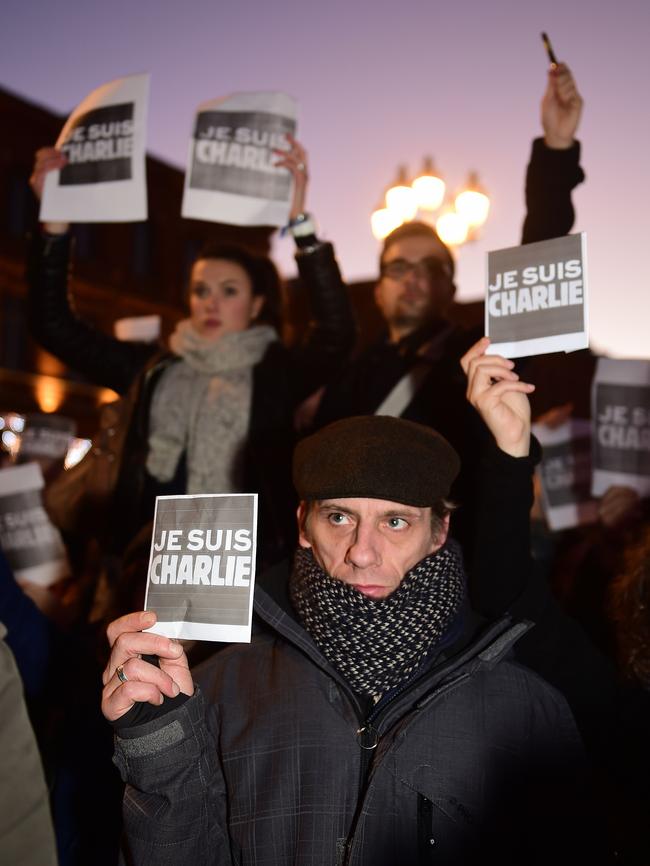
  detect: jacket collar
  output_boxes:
[253,557,534,711]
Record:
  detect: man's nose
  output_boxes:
[345,525,381,569]
[402,267,418,286]
[401,264,427,291]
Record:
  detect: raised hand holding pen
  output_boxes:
[539,34,583,149]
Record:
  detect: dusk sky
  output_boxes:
[2,0,649,357]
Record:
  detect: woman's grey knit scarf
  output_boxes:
[290,543,466,696]
[146,321,277,494]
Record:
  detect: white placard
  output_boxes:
[486,233,588,359]
[0,463,70,586]
[41,73,149,223]
[144,493,258,642]
[591,357,650,497]
[114,315,160,342]
[533,419,599,530]
[182,91,297,227]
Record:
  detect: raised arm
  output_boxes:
[460,337,539,617]
[274,138,356,401]
[521,62,585,244]
[27,148,159,394]
[461,346,650,786]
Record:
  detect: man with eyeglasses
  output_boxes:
[310,62,583,430]
[301,62,584,553]
[374,226,457,342]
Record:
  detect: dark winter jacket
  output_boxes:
[114,582,590,866]
[111,443,608,866]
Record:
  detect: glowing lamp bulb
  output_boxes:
[455,189,490,227]
[455,172,490,227]
[371,206,403,240]
[384,184,418,222]
[436,210,469,246]
[412,175,445,212]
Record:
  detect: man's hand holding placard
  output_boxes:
[102,610,193,723]
[461,336,534,458]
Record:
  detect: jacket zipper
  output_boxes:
[343,667,476,865]
[343,675,440,865]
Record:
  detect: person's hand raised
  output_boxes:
[273,135,309,221]
[29,147,70,235]
[461,337,535,457]
[541,62,583,150]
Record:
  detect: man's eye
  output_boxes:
[328,512,349,525]
[387,517,408,530]
[383,260,408,278]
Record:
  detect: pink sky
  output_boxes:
[2,0,649,356]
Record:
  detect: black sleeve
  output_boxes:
[113,691,233,866]
[289,241,357,402]
[469,436,541,618]
[521,138,585,244]
[470,437,650,784]
[27,231,158,395]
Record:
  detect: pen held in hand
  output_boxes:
[541,31,558,67]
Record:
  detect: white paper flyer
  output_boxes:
[486,233,588,359]
[144,493,258,642]
[182,91,297,227]
[41,72,149,222]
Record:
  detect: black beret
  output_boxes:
[293,415,460,507]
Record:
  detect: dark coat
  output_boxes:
[114,586,590,866]
[111,443,613,866]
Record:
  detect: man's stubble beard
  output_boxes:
[390,296,438,334]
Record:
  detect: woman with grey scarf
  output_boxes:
[28,142,355,569]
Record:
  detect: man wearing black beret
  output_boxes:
[101,338,602,866]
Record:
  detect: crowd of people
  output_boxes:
[1,59,649,866]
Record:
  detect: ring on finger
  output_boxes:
[116,665,128,684]
[296,162,306,172]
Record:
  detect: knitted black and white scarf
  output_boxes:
[290,543,466,696]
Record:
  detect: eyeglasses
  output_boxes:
[380,256,452,281]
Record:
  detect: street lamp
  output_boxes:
[371,158,490,245]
